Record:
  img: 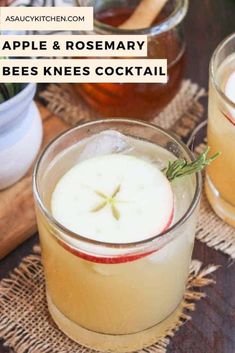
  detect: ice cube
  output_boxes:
[78,130,132,161]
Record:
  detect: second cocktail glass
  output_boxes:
[206,32,235,227]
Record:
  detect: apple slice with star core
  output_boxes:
[51,154,174,262]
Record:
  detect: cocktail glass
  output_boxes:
[33,119,201,352]
[206,33,235,227]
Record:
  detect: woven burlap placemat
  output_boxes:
[0,245,218,353]
[39,81,235,259]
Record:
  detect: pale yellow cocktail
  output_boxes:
[33,120,201,352]
[206,34,235,226]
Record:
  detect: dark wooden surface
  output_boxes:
[1,1,235,352]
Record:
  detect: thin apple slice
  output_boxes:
[224,71,235,124]
[225,71,235,104]
[51,154,174,263]
[56,238,158,264]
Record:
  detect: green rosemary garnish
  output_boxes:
[91,184,121,221]
[163,147,221,182]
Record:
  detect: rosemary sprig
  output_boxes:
[163,147,221,182]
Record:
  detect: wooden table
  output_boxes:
[1,1,235,352]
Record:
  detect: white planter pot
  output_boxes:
[0,83,43,190]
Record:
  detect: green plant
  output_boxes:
[162,147,221,182]
[0,83,23,103]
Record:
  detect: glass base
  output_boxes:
[205,175,235,227]
[47,294,183,353]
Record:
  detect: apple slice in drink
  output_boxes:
[51,154,174,263]
[223,71,235,125]
[225,71,235,103]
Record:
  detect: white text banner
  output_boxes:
[0,7,94,31]
[0,59,168,83]
[0,35,148,57]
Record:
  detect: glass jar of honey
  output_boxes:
[75,0,188,120]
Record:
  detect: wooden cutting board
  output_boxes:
[0,102,69,259]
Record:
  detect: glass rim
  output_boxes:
[33,118,202,250]
[210,31,235,109]
[93,0,188,35]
